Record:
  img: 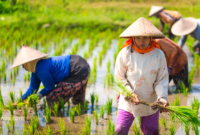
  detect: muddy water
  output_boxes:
[0,40,200,134]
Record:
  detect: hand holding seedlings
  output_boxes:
[130,92,141,105]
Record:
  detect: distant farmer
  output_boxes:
[10,46,90,107]
[149,5,182,40]
[155,37,188,90]
[115,17,168,135]
[171,17,200,54]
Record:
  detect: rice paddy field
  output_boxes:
[0,0,200,134]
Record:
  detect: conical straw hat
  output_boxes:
[148,6,164,17]
[119,17,165,38]
[10,45,48,69]
[171,17,197,36]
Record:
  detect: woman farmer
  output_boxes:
[10,45,90,107]
[155,37,188,90]
[149,5,182,40]
[171,17,200,54]
[115,17,169,135]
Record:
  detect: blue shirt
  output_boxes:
[178,19,200,47]
[22,55,71,100]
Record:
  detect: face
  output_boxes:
[134,36,151,49]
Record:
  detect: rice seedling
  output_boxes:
[132,122,141,135]
[178,81,188,96]
[3,72,6,81]
[0,89,4,106]
[191,97,200,115]
[59,98,65,113]
[29,118,35,134]
[43,98,47,114]
[171,96,180,106]
[67,100,70,107]
[113,79,200,128]
[107,60,111,74]
[98,51,103,64]
[90,92,95,109]
[68,107,76,123]
[26,93,39,116]
[169,122,177,135]
[161,117,167,129]
[84,100,88,111]
[85,116,91,135]
[59,118,67,135]
[9,91,15,103]
[188,67,195,89]
[106,119,115,135]
[34,115,40,130]
[7,100,14,116]
[19,89,23,99]
[23,107,27,121]
[6,121,10,132]
[45,108,51,123]
[95,93,98,103]
[185,124,190,135]
[47,125,53,135]
[53,102,59,117]
[100,105,105,119]
[10,117,15,132]
[93,109,99,125]
[106,98,112,115]
[76,103,82,116]
[137,117,141,126]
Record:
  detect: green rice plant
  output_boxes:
[53,102,59,117]
[0,89,4,105]
[43,98,47,114]
[19,89,23,100]
[161,117,167,129]
[171,96,180,106]
[191,97,200,115]
[185,124,190,135]
[132,122,141,135]
[100,105,105,119]
[106,98,112,115]
[23,107,27,121]
[90,92,95,109]
[178,81,188,96]
[84,116,91,135]
[68,107,76,123]
[107,60,111,74]
[67,100,70,107]
[7,100,14,116]
[29,118,35,134]
[23,126,28,135]
[59,118,67,135]
[93,109,99,125]
[113,79,200,128]
[137,117,141,126]
[0,107,2,119]
[95,94,98,103]
[34,115,40,130]
[10,117,15,132]
[6,121,10,132]
[26,93,39,116]
[76,103,82,116]
[3,72,6,81]
[84,100,88,111]
[9,91,15,103]
[106,119,115,135]
[59,98,65,113]
[47,126,53,135]
[169,122,177,135]
[188,67,195,89]
[45,108,51,123]
[99,51,103,65]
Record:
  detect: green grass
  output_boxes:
[106,98,112,115]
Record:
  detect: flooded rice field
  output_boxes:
[0,38,200,135]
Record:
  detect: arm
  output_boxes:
[37,72,55,97]
[178,35,188,48]
[22,73,41,100]
[154,51,169,103]
[159,19,164,32]
[115,48,133,93]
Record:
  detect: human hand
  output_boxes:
[131,92,141,105]
[158,98,169,113]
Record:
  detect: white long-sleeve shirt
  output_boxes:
[115,46,169,117]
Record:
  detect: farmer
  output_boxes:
[115,17,169,135]
[149,5,182,40]
[171,17,200,54]
[155,37,188,90]
[10,45,90,107]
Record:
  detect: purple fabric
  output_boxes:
[115,109,159,135]
[117,94,120,103]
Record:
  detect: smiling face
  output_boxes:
[134,36,151,49]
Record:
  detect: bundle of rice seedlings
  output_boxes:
[185,124,190,135]
[113,80,200,128]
